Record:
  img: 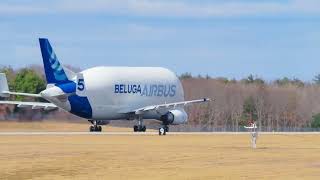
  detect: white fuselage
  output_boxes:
[43,66,185,120]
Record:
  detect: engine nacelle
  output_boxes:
[161,109,188,125]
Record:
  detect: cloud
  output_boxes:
[0,3,48,15]
[125,0,320,17]
[0,0,320,17]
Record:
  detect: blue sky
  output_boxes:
[0,0,320,81]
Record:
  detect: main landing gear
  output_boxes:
[133,117,146,132]
[159,125,169,136]
[133,125,146,132]
[89,120,102,132]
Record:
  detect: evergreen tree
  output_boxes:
[14,69,46,100]
[311,113,320,128]
[240,96,258,126]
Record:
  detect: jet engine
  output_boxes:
[161,109,188,125]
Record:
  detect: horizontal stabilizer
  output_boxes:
[3,92,41,97]
[0,101,57,110]
[0,73,41,98]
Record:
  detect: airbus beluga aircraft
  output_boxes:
[0,38,210,135]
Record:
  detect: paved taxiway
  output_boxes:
[1,131,320,135]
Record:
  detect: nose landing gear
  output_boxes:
[159,125,169,136]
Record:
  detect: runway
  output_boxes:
[1,131,320,135]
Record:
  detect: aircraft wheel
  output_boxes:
[141,125,146,132]
[133,125,138,132]
[159,127,166,136]
[90,125,102,132]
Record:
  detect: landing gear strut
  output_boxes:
[89,120,102,132]
[159,125,169,136]
[133,116,146,132]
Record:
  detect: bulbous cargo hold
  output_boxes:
[81,66,185,120]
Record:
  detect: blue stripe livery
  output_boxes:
[56,82,93,119]
[39,38,69,84]
[68,95,92,119]
[39,38,93,119]
[56,83,76,94]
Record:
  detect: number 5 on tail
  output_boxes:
[77,79,85,91]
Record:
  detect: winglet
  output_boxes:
[0,73,9,97]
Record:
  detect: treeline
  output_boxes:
[181,73,320,130]
[180,72,319,86]
[2,66,320,129]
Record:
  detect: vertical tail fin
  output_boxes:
[39,38,71,84]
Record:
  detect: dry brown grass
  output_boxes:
[0,120,131,132]
[0,132,320,179]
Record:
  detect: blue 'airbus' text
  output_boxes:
[114,84,176,97]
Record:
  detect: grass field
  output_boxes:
[0,121,320,179]
[0,120,131,132]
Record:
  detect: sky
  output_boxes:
[0,0,320,81]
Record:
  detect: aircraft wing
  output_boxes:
[0,101,57,110]
[132,98,211,114]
